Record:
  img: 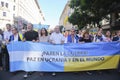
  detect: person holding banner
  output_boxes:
[112,30,120,73]
[79,31,92,43]
[23,23,39,78]
[104,31,112,42]
[67,28,79,43]
[8,27,22,42]
[113,30,120,41]
[93,31,106,42]
[23,23,39,42]
[78,31,93,75]
[49,25,65,44]
[3,26,23,71]
[49,25,65,76]
[2,24,13,71]
[39,28,49,42]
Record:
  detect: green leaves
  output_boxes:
[68,0,120,29]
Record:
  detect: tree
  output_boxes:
[68,0,120,29]
[68,9,89,29]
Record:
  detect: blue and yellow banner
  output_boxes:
[7,42,120,72]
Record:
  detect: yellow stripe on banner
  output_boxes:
[64,55,119,72]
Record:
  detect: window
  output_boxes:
[3,12,6,16]
[6,3,8,8]
[13,6,15,11]
[1,1,4,7]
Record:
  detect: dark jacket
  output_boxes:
[112,36,120,41]
[9,34,21,42]
[67,35,79,43]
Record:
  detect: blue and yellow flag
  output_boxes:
[7,42,120,72]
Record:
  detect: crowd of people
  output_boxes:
[0,23,120,45]
[0,23,120,77]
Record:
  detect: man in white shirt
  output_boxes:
[3,24,12,41]
[49,25,65,76]
[50,25,65,44]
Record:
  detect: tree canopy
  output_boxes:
[68,0,120,29]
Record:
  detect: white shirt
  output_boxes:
[3,31,12,40]
[77,34,82,38]
[39,35,49,42]
[72,37,77,43]
[50,32,65,44]
[64,37,68,43]
[14,34,19,42]
[93,34,106,42]
[102,34,106,40]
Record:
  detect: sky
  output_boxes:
[38,0,68,29]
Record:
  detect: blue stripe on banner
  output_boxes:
[7,42,64,52]
[10,61,64,72]
[64,42,120,57]
[7,41,120,57]
[7,41,120,72]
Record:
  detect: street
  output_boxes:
[0,70,120,80]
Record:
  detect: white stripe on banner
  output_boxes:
[9,51,64,62]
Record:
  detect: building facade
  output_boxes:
[0,0,45,30]
[59,0,75,30]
